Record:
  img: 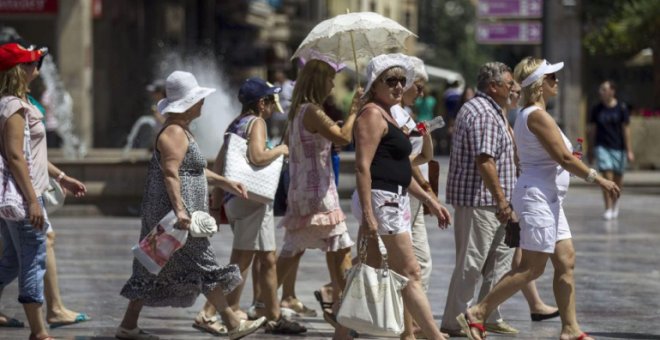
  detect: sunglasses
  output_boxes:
[545,73,558,82]
[383,76,407,88]
[415,83,424,93]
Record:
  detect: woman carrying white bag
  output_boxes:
[351,54,452,340]
[117,71,265,340]
[198,77,305,335]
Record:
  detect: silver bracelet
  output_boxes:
[585,168,598,183]
[56,171,66,182]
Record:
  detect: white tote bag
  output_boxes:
[337,236,409,337]
[222,132,283,203]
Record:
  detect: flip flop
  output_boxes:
[0,317,24,328]
[49,313,91,329]
[456,312,486,340]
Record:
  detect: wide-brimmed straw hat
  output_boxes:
[521,59,564,87]
[157,71,216,115]
[363,53,415,98]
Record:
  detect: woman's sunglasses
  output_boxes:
[545,73,558,82]
[383,76,407,88]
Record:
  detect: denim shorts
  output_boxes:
[0,198,47,304]
[595,146,627,174]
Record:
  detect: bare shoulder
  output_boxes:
[157,124,189,153]
[356,104,385,123]
[527,108,554,125]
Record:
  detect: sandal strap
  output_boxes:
[577,333,589,340]
[468,321,486,334]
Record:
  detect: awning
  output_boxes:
[424,65,465,85]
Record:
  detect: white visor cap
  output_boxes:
[521,60,564,88]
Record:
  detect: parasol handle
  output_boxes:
[347,8,359,86]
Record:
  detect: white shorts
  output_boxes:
[351,189,411,235]
[513,184,571,254]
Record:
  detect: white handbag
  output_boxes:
[337,236,409,337]
[222,132,283,203]
[44,177,65,214]
[0,97,33,221]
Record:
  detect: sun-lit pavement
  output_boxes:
[1,182,659,339]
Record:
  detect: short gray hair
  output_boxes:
[476,62,512,92]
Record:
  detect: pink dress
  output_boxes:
[278,104,354,256]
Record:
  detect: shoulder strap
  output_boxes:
[244,115,260,141]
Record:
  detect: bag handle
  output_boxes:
[357,235,391,275]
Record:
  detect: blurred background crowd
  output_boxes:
[0,0,657,164]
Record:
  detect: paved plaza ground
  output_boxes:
[1,183,660,339]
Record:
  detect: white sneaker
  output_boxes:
[115,326,159,340]
[603,209,613,220]
[228,317,266,340]
[613,203,620,218]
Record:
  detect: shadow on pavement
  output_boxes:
[589,332,660,339]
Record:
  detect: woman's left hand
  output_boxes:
[222,179,248,199]
[427,199,452,229]
[60,176,87,198]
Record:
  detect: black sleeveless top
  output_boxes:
[371,120,412,192]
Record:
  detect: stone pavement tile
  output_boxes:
[1,187,660,339]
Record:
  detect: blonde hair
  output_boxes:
[514,57,544,105]
[288,60,336,121]
[0,65,28,98]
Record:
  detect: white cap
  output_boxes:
[363,54,415,98]
[521,59,564,87]
[408,56,428,82]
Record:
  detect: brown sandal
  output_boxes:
[192,313,228,336]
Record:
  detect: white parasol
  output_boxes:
[292,11,416,83]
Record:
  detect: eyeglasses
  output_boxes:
[545,73,558,82]
[383,76,407,88]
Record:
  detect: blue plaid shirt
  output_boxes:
[446,91,516,207]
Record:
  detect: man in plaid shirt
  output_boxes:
[441,62,519,336]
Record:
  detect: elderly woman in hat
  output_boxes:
[456,58,620,340]
[117,71,265,340]
[0,42,88,340]
[196,77,306,336]
[354,54,452,340]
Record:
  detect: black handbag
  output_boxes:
[504,220,521,248]
[273,123,290,217]
[273,161,289,216]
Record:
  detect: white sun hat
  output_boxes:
[408,56,428,82]
[363,53,415,98]
[157,71,216,115]
[521,59,564,87]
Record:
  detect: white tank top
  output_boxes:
[514,106,571,191]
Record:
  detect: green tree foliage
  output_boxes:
[583,0,660,107]
[583,0,660,56]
